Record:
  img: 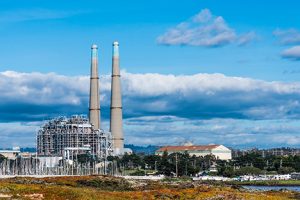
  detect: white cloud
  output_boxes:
[2,70,300,122]
[2,117,299,148]
[192,8,212,23]
[0,71,89,105]
[1,70,300,147]
[273,29,300,45]
[124,116,300,147]
[273,28,300,61]
[271,135,300,145]
[157,9,256,47]
[238,31,257,46]
[281,46,300,60]
[122,72,300,96]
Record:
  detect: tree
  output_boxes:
[202,154,216,170]
[107,156,120,162]
[120,153,143,169]
[77,153,94,164]
[143,155,161,170]
[294,155,300,172]
[235,166,262,176]
[278,167,295,174]
[158,151,174,176]
[223,167,235,177]
[129,170,145,176]
[0,154,5,163]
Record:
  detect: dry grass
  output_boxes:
[0,176,297,200]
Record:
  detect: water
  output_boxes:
[243,185,300,192]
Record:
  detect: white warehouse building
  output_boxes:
[156,144,232,160]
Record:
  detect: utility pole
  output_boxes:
[175,153,178,177]
[280,159,283,168]
[185,161,187,176]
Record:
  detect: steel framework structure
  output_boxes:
[37,115,113,160]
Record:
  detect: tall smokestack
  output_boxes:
[89,44,100,129]
[110,41,124,154]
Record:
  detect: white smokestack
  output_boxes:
[89,44,101,129]
[110,41,124,154]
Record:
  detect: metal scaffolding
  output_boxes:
[37,115,113,160]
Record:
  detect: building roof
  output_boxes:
[156,145,221,152]
[0,150,20,153]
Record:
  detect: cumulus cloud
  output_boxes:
[0,71,92,121]
[1,70,300,122]
[124,117,300,148]
[1,70,300,147]
[157,9,256,47]
[281,46,300,60]
[0,71,89,105]
[122,72,300,120]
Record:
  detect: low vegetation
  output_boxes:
[0,176,298,200]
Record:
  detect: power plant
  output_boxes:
[37,42,124,158]
[0,42,126,176]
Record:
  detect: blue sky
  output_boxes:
[0,0,300,148]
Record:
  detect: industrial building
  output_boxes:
[36,115,113,159]
[156,144,232,160]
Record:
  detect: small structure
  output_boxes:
[0,147,20,159]
[239,174,291,181]
[291,172,300,180]
[63,145,91,161]
[155,144,232,160]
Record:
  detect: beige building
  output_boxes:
[0,147,20,160]
[156,144,232,160]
